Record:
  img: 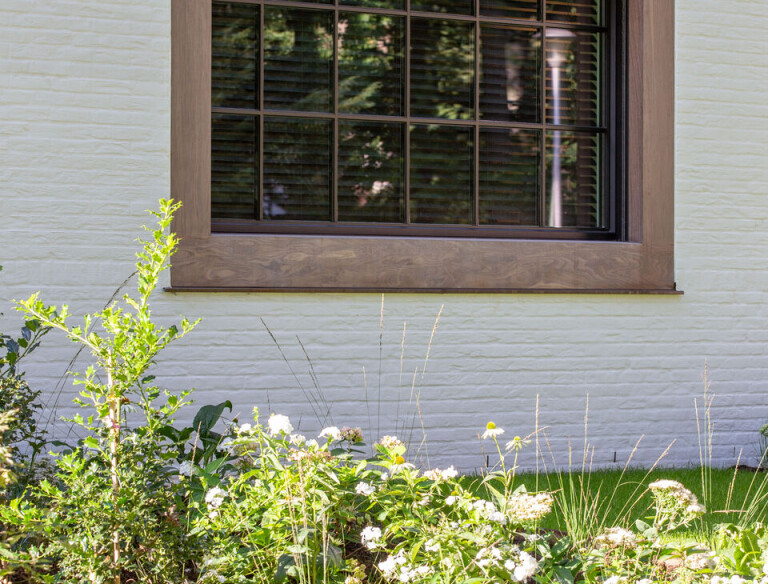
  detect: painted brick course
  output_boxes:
[1,0,767,472]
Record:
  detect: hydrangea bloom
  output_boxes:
[267,414,293,436]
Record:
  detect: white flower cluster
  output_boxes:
[475,546,538,582]
[684,551,718,571]
[471,499,506,523]
[205,487,227,509]
[267,414,294,436]
[423,466,458,481]
[378,435,404,450]
[507,492,554,522]
[319,426,342,441]
[593,527,638,550]
[649,479,706,523]
[378,551,433,583]
[711,576,749,584]
[355,481,376,496]
[361,526,382,550]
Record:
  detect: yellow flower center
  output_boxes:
[486,422,496,430]
[395,455,405,465]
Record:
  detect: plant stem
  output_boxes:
[108,354,120,584]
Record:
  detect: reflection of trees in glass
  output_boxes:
[410,124,474,224]
[264,8,334,112]
[211,114,257,219]
[212,2,258,109]
[338,14,404,116]
[411,19,475,120]
[339,122,404,222]
[264,117,332,221]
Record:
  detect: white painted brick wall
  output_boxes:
[1,0,767,473]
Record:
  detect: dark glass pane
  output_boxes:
[211,113,258,220]
[338,14,405,117]
[480,0,539,20]
[411,0,473,15]
[545,130,601,228]
[546,0,600,25]
[341,0,404,10]
[264,8,333,113]
[212,2,259,109]
[263,117,332,221]
[480,26,539,123]
[410,19,474,119]
[545,29,600,126]
[338,121,404,222]
[479,128,539,225]
[410,124,473,224]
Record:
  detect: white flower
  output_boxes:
[424,465,459,481]
[594,527,637,549]
[378,435,404,450]
[378,552,406,577]
[205,486,228,508]
[649,479,684,490]
[236,423,252,434]
[512,552,538,582]
[306,439,318,448]
[481,422,505,440]
[424,539,440,553]
[603,577,623,584]
[380,472,389,481]
[445,495,457,506]
[319,426,342,441]
[355,482,376,496]
[507,492,554,522]
[290,434,306,445]
[361,526,382,549]
[268,414,293,436]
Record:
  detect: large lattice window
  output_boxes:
[210,0,622,240]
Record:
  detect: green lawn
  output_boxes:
[463,467,768,541]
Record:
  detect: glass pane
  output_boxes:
[338,14,405,117]
[546,0,600,25]
[545,29,600,126]
[480,0,539,20]
[264,8,334,113]
[211,114,258,220]
[480,26,539,123]
[212,2,259,109]
[410,19,474,120]
[341,0,404,10]
[410,124,473,224]
[411,0,473,15]
[479,128,539,225]
[263,117,332,221]
[545,130,602,228]
[338,121,405,222]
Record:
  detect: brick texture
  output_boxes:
[1,0,767,472]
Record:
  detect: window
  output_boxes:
[170,0,676,293]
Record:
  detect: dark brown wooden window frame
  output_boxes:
[170,0,677,293]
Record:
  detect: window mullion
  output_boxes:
[332,6,339,224]
[258,4,265,222]
[404,2,411,225]
[539,3,547,228]
[473,3,480,227]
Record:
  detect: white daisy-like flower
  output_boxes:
[205,486,228,509]
[481,422,505,440]
[355,482,376,496]
[361,525,382,549]
[267,414,293,436]
[319,426,342,441]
